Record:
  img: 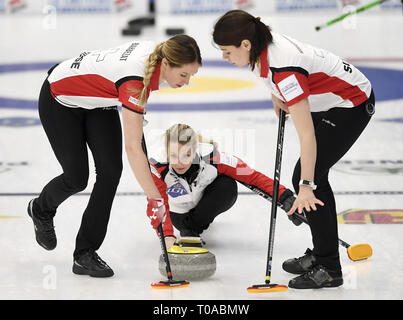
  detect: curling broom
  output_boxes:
[239,181,373,261]
[141,134,189,289]
[315,0,389,31]
[293,213,373,261]
[247,109,288,293]
[151,224,190,289]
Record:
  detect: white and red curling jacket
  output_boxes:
[47,41,160,114]
[149,143,287,236]
[255,32,372,112]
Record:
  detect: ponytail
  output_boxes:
[213,10,273,71]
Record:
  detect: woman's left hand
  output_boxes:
[272,93,290,120]
[286,186,324,215]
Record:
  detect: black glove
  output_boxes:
[279,189,303,226]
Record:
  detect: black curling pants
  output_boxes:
[35,78,123,260]
[292,91,375,272]
[170,175,238,235]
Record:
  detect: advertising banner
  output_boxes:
[0,0,148,15]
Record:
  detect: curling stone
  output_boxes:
[159,244,216,280]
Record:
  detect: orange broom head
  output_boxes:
[347,243,373,261]
[151,280,190,289]
[247,284,288,293]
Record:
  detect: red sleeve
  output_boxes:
[273,70,310,107]
[118,79,147,114]
[213,151,286,199]
[149,162,174,237]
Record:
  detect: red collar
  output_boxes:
[259,46,269,78]
[149,63,161,91]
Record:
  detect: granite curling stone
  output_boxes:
[159,245,216,280]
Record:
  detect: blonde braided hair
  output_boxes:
[138,42,164,108]
[138,35,202,108]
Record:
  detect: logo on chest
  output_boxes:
[167,182,189,198]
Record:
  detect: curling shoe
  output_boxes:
[27,199,57,250]
[282,248,316,274]
[73,250,114,278]
[288,265,343,289]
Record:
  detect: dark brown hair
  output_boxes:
[212,10,273,71]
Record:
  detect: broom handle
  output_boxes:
[158,223,173,280]
[265,109,286,284]
[238,181,351,249]
[315,0,389,31]
[142,133,174,281]
[291,212,351,249]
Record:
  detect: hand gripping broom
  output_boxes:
[141,134,189,289]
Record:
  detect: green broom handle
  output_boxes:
[315,0,389,31]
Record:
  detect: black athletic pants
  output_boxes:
[170,175,238,235]
[292,91,375,272]
[35,77,123,260]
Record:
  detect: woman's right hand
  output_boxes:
[147,198,166,230]
[272,93,290,120]
[165,236,176,250]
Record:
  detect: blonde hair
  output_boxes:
[165,124,216,157]
[138,35,202,108]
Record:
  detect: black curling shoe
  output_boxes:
[288,265,343,289]
[282,248,316,274]
[27,199,57,250]
[73,250,114,278]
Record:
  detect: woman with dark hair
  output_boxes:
[28,35,202,277]
[213,10,375,289]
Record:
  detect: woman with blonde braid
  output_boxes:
[27,35,201,277]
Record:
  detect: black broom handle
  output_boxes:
[265,109,286,284]
[238,182,351,249]
[142,134,174,280]
[157,224,173,280]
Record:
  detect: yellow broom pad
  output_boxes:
[347,244,373,261]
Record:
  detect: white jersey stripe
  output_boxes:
[256,32,372,112]
[47,41,157,113]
